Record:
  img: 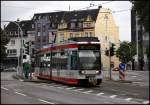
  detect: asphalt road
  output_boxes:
[1,71,149,104]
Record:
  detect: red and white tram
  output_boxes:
[34,37,102,86]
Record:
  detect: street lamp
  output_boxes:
[1,20,24,77]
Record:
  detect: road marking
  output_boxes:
[96,92,104,96]
[143,101,149,104]
[125,98,132,101]
[132,76,137,77]
[74,88,84,91]
[38,99,54,104]
[14,89,22,92]
[82,90,93,94]
[66,87,76,90]
[109,95,117,98]
[15,92,26,96]
[57,86,63,89]
[1,87,9,90]
[19,79,24,81]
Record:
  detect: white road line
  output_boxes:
[132,76,137,77]
[82,90,93,94]
[57,86,63,89]
[19,79,24,81]
[15,92,26,96]
[143,101,149,104]
[74,88,84,91]
[125,98,132,101]
[38,99,54,104]
[109,95,117,98]
[66,87,76,90]
[1,87,9,90]
[96,92,104,96]
[14,89,22,92]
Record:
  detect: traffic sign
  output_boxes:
[119,63,126,70]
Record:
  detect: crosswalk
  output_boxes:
[24,82,149,104]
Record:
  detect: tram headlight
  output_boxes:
[95,70,100,74]
[79,70,86,74]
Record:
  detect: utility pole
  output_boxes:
[135,12,139,70]
[109,42,112,80]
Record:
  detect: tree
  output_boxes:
[131,1,149,32]
[0,28,9,62]
[116,41,136,63]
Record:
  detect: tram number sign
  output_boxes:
[79,44,100,50]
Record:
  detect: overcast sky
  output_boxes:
[1,1,132,42]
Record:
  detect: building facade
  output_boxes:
[4,20,35,68]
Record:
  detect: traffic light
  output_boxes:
[24,41,29,55]
[110,43,115,56]
[105,49,109,56]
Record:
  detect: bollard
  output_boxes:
[119,69,125,80]
[119,62,126,81]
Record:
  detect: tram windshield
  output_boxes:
[78,50,101,70]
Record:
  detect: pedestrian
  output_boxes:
[23,62,30,79]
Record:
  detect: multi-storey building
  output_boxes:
[131,9,149,70]
[32,6,120,69]
[4,20,35,67]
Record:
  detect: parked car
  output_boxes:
[112,67,119,71]
[4,67,17,72]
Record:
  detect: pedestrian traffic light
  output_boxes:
[105,49,109,56]
[110,43,115,56]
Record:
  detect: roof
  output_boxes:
[32,8,100,23]
[5,20,34,35]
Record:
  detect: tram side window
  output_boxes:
[60,51,68,69]
[70,51,78,70]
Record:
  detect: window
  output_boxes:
[70,33,73,38]
[89,32,93,37]
[32,24,34,28]
[12,49,17,55]
[78,22,82,28]
[71,23,75,28]
[85,32,88,37]
[37,23,41,28]
[10,40,15,45]
[38,32,41,36]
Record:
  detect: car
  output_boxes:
[4,67,17,72]
[112,67,119,71]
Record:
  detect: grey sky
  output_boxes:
[1,1,132,42]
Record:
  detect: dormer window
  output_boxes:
[70,22,75,28]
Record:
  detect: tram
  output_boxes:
[34,37,102,86]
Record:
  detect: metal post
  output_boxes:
[109,42,112,80]
[135,12,139,70]
[50,43,52,79]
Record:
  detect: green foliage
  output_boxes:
[131,1,149,32]
[1,28,9,62]
[116,41,136,63]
